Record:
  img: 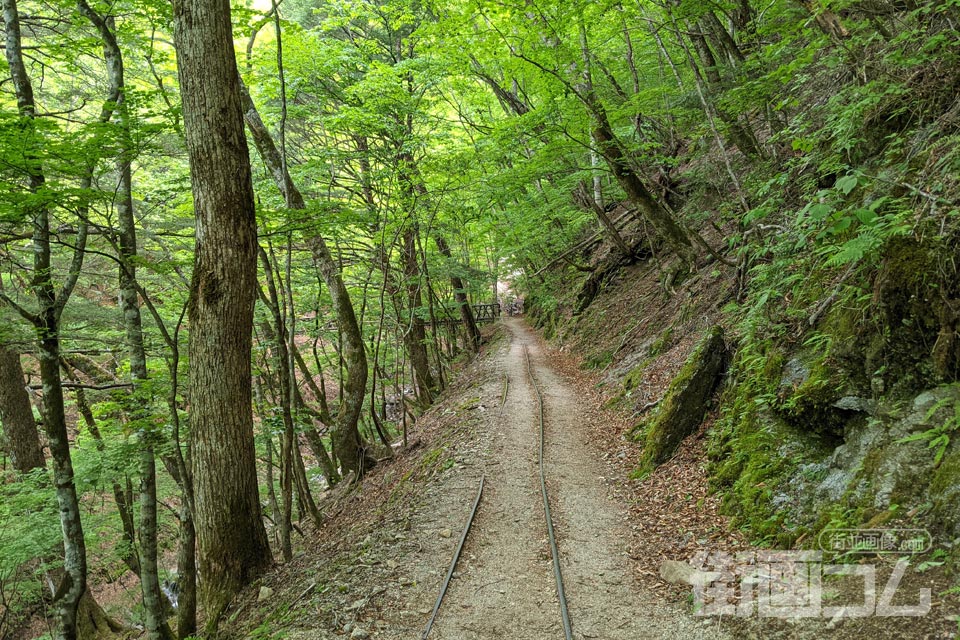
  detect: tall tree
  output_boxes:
[1,0,90,635]
[171,0,272,628]
[75,2,173,636]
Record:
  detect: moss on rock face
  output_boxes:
[930,448,960,538]
[870,236,960,389]
[635,327,727,475]
[773,360,853,441]
[710,399,833,546]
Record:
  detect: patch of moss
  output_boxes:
[714,410,791,542]
[871,236,960,389]
[709,375,835,546]
[929,447,960,535]
[647,326,674,358]
[774,359,851,441]
[583,348,613,370]
[622,358,654,393]
[761,348,787,386]
[420,445,446,471]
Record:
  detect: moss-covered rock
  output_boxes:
[712,377,960,548]
[870,236,960,388]
[635,327,727,474]
[930,447,960,539]
[773,358,856,441]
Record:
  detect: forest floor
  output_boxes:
[228,317,958,640]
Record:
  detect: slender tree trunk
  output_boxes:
[172,0,272,627]
[66,372,140,577]
[175,505,197,639]
[588,103,697,266]
[291,443,321,525]
[434,236,481,352]
[418,234,446,391]
[256,250,295,561]
[239,81,368,478]
[2,1,89,636]
[572,181,633,258]
[0,357,119,640]
[76,4,172,636]
[577,26,695,263]
[684,15,761,158]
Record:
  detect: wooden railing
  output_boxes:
[427,303,500,326]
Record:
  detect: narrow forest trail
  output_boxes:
[420,318,722,640]
[265,319,727,640]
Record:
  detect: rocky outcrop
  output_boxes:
[635,327,727,474]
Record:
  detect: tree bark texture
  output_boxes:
[172,0,272,627]
[0,347,45,472]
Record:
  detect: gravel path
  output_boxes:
[426,319,723,640]
[272,320,726,640]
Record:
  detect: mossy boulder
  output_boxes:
[635,327,727,473]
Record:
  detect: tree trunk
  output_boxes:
[401,227,436,406]
[797,0,850,38]
[172,0,272,628]
[434,236,482,352]
[66,373,140,577]
[256,250,295,561]
[76,3,173,636]
[175,506,197,640]
[571,22,696,267]
[292,442,321,526]
[239,81,368,479]
[0,356,120,640]
[687,19,761,158]
[0,347,45,472]
[572,181,634,259]
[588,104,697,266]
[2,0,89,636]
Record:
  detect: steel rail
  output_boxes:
[499,372,509,417]
[524,344,574,640]
[421,476,485,639]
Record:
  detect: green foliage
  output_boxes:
[0,470,61,633]
[896,388,960,467]
[2,0,960,631]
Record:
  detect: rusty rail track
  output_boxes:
[422,349,572,639]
